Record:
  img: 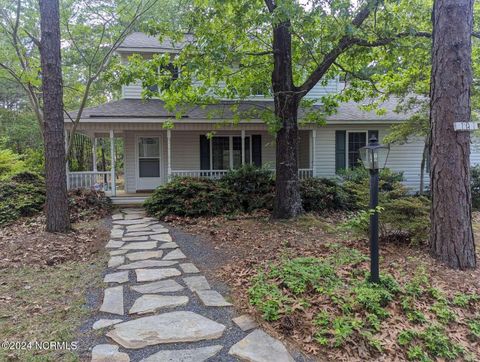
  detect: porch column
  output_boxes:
[311,129,316,176]
[167,129,172,180]
[92,137,97,172]
[241,129,245,165]
[110,129,116,196]
[65,129,70,190]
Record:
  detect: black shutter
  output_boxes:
[251,135,262,167]
[368,130,379,141]
[335,130,346,172]
[200,135,210,170]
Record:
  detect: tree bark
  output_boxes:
[429,0,476,269]
[271,19,303,219]
[39,0,70,232]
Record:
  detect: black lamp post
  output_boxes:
[359,135,390,283]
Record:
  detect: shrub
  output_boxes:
[0,149,27,180]
[0,172,45,226]
[144,177,240,217]
[300,177,356,213]
[380,196,430,244]
[68,188,112,223]
[471,165,480,210]
[220,165,275,212]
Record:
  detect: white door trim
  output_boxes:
[135,134,163,191]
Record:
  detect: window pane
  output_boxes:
[348,132,367,168]
[139,137,159,158]
[139,158,160,177]
[212,137,230,170]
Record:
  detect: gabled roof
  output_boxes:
[68,98,410,122]
[117,32,193,53]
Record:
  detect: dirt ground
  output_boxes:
[0,215,109,361]
[166,211,480,361]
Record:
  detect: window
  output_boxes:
[211,136,252,170]
[347,132,367,168]
[138,137,160,177]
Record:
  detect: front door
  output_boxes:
[137,136,162,190]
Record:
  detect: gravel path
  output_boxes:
[87,208,300,362]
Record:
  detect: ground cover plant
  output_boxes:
[167,211,480,361]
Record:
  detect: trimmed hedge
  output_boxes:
[144,177,240,217]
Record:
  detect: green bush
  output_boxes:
[0,172,45,226]
[300,177,356,213]
[144,177,240,217]
[0,149,27,180]
[471,165,480,210]
[380,196,430,244]
[220,165,275,212]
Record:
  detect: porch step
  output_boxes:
[111,196,148,206]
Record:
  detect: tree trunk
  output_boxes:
[271,19,303,219]
[39,0,70,232]
[429,0,476,269]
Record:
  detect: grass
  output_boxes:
[0,254,106,361]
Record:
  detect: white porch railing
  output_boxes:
[68,171,113,192]
[170,170,230,179]
[298,168,314,179]
[170,168,314,180]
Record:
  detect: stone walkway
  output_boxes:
[90,208,297,362]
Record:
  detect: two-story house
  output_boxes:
[64,32,480,203]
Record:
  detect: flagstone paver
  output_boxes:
[107,312,226,348]
[90,209,297,361]
[229,329,295,362]
[104,271,129,284]
[108,256,125,268]
[99,286,124,315]
[109,249,128,256]
[140,345,223,362]
[158,242,179,249]
[163,248,187,260]
[91,344,130,362]
[105,240,124,249]
[120,241,157,250]
[130,279,184,294]
[196,289,232,307]
[179,262,200,273]
[125,250,163,261]
[183,275,211,291]
[233,315,258,331]
[135,268,181,282]
[150,233,173,242]
[129,295,189,314]
[117,259,177,270]
[92,319,123,330]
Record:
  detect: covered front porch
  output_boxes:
[65,122,317,198]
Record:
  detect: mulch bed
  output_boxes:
[0,214,109,269]
[166,211,480,361]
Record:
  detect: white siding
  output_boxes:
[313,125,427,191]
[304,79,340,100]
[121,79,340,100]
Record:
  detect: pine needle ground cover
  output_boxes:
[169,212,480,361]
